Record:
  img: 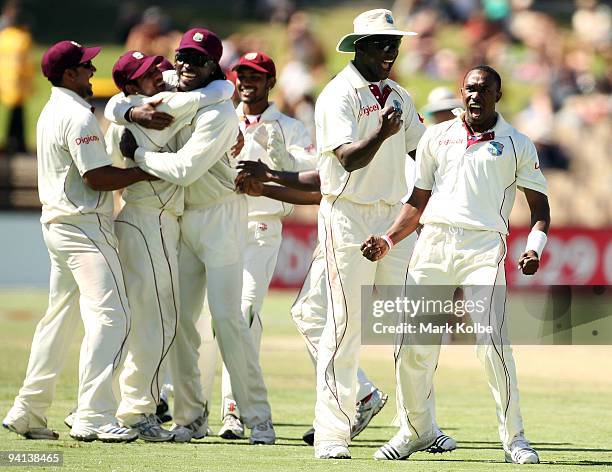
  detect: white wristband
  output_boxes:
[525,230,547,257]
[381,234,394,250]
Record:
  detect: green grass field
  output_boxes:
[1,289,611,471]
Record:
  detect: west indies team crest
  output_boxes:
[488,141,504,156]
[392,99,402,114]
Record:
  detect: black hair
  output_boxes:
[49,76,63,87]
[464,65,502,92]
[209,62,226,82]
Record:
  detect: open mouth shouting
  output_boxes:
[468,102,482,119]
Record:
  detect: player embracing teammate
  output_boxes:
[3,11,549,464]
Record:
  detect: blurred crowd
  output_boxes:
[1,0,610,227]
[390,0,611,227]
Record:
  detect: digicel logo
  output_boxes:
[75,135,100,145]
[360,104,380,117]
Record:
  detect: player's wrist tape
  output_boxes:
[381,234,394,250]
[525,229,547,257]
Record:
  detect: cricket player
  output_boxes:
[234,165,391,445]
[104,50,235,441]
[310,9,427,459]
[217,51,317,440]
[236,161,456,452]
[362,65,550,464]
[2,41,158,443]
[116,28,275,444]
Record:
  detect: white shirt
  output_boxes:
[315,61,425,205]
[105,77,239,210]
[415,112,548,234]
[134,99,239,209]
[235,102,316,218]
[104,79,235,127]
[104,91,210,216]
[37,87,113,223]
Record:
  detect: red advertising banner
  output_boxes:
[271,223,612,289]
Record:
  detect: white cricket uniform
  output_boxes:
[395,113,547,449]
[290,243,376,400]
[103,85,232,425]
[313,62,425,447]
[133,95,272,428]
[6,87,131,431]
[219,102,317,418]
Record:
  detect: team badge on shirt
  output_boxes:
[488,141,504,156]
[392,99,402,114]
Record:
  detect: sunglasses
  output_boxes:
[75,60,94,70]
[175,51,212,67]
[363,38,402,52]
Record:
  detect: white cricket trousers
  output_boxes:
[9,216,130,429]
[395,223,525,448]
[291,243,376,401]
[314,197,416,447]
[114,205,180,424]
[169,194,272,427]
[220,216,282,419]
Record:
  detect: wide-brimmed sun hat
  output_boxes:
[422,87,464,114]
[336,9,417,53]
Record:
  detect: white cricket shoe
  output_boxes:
[171,414,209,443]
[426,428,457,453]
[249,419,275,445]
[374,430,436,460]
[314,443,351,459]
[219,414,245,440]
[505,438,540,464]
[130,414,174,442]
[70,423,138,443]
[351,388,388,439]
[3,409,58,440]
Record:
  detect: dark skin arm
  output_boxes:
[83,166,157,191]
[236,159,320,192]
[334,105,402,172]
[230,130,245,158]
[361,187,431,261]
[235,173,322,205]
[517,188,551,275]
[127,98,174,130]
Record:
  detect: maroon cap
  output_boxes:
[232,51,276,77]
[157,57,174,72]
[112,51,163,90]
[177,28,223,63]
[41,40,101,80]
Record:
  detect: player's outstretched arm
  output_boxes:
[237,160,321,192]
[361,187,431,261]
[517,188,551,275]
[334,105,402,172]
[235,173,322,205]
[83,166,157,191]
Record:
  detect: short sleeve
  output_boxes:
[402,92,426,153]
[413,126,437,191]
[315,85,358,154]
[516,137,548,195]
[104,123,127,168]
[66,111,111,175]
[286,119,317,171]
